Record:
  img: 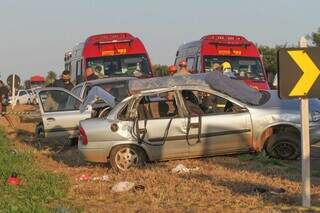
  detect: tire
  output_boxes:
[266,133,300,160]
[27,99,31,105]
[35,123,45,138]
[110,145,146,171]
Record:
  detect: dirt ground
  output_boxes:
[1,104,320,212]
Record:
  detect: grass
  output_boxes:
[239,151,320,178]
[0,128,72,213]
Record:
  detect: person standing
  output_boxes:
[85,67,99,81]
[0,80,9,114]
[174,60,191,76]
[52,70,74,90]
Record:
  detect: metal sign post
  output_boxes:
[12,74,16,109]
[299,36,310,207]
[277,36,319,208]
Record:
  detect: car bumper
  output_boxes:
[78,139,110,163]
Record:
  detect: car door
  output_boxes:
[37,88,91,138]
[179,89,252,157]
[18,90,28,104]
[134,91,190,160]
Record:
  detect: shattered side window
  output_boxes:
[137,91,179,120]
[39,90,81,112]
[180,90,247,116]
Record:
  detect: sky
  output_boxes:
[0,0,319,82]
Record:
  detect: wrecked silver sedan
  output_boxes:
[78,72,320,171]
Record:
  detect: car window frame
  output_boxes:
[37,88,83,114]
[177,88,248,117]
[132,89,185,121]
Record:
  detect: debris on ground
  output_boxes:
[76,174,91,181]
[111,181,135,193]
[76,174,109,182]
[171,164,200,174]
[253,186,286,194]
[92,175,109,181]
[270,187,286,195]
[133,184,145,193]
[7,172,22,186]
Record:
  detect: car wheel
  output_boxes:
[266,133,300,160]
[110,145,146,171]
[35,123,45,138]
[27,99,31,104]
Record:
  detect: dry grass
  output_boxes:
[1,105,320,212]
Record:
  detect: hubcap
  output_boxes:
[273,141,295,159]
[115,147,139,171]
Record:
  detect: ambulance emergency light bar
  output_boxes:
[202,34,250,46]
[94,39,133,45]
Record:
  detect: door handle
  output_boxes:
[46,117,55,122]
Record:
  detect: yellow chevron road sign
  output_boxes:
[278,47,320,99]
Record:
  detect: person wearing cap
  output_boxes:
[212,63,222,72]
[168,65,177,76]
[52,70,74,90]
[85,67,99,81]
[174,60,191,76]
[221,61,236,78]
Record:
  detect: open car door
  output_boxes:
[36,87,91,139]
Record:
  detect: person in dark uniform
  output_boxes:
[52,70,74,90]
[48,70,74,110]
[0,80,9,114]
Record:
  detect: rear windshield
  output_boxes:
[87,54,151,78]
[204,56,265,81]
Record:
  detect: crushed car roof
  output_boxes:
[129,72,262,105]
[78,77,135,86]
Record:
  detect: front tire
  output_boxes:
[266,133,300,160]
[110,145,146,171]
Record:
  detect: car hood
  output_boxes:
[80,86,116,113]
[259,90,320,113]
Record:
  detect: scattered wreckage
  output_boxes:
[73,72,320,171]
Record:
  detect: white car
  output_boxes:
[27,89,37,104]
[11,90,32,105]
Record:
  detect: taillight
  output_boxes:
[79,127,88,145]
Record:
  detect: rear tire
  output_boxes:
[110,145,146,171]
[266,133,300,160]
